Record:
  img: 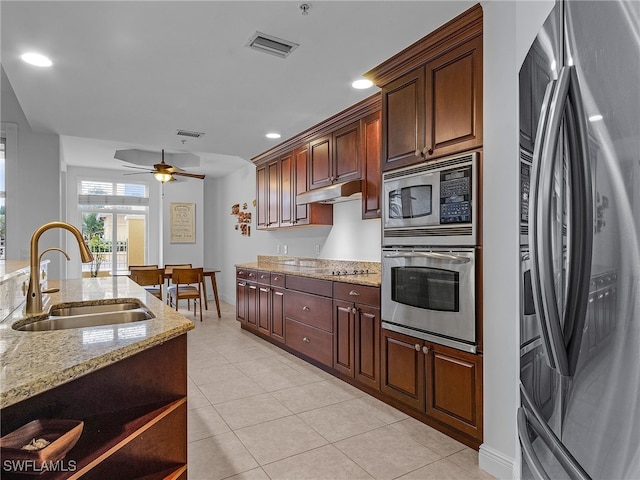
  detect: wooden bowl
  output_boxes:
[0,419,83,475]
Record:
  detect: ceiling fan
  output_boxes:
[123,149,206,183]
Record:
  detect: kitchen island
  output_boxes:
[0,275,194,479]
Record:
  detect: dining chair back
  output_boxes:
[129,268,164,301]
[163,264,193,303]
[167,267,203,321]
[128,264,159,270]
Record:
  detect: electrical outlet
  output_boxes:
[277,245,281,254]
[283,245,288,255]
[315,244,320,255]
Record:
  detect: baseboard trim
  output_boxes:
[479,443,515,479]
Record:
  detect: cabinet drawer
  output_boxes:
[285,275,333,297]
[257,270,271,284]
[285,319,333,367]
[285,290,333,332]
[236,268,256,280]
[333,282,379,307]
[270,272,286,287]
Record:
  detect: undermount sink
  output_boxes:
[13,299,155,332]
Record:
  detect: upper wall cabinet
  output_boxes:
[366,4,483,172]
[253,94,381,228]
[309,120,361,190]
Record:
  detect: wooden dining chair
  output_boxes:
[129,268,164,301]
[163,264,192,303]
[167,267,204,321]
[128,264,159,270]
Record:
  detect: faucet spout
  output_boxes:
[26,221,94,315]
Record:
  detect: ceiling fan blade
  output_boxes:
[174,171,205,180]
[123,164,153,171]
[123,172,151,176]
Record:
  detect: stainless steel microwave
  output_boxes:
[382,152,478,246]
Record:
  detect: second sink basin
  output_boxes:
[13,299,155,332]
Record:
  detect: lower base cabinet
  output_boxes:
[0,335,188,480]
[381,328,483,443]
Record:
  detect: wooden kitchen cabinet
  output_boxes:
[333,282,380,391]
[0,336,188,480]
[255,271,285,343]
[381,328,483,443]
[309,120,361,190]
[256,146,332,230]
[366,4,483,171]
[361,110,382,219]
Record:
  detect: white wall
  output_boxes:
[204,163,382,305]
[1,68,63,278]
[480,1,554,478]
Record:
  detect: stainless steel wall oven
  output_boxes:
[381,247,477,353]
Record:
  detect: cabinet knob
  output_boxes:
[428,147,434,155]
[414,344,421,351]
[422,345,429,354]
[352,307,358,314]
[415,149,423,158]
[302,306,310,311]
[348,290,360,296]
[302,337,310,343]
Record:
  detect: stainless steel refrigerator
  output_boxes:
[518,1,640,478]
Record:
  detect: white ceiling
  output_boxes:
[1,1,475,178]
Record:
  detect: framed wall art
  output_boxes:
[170,202,196,243]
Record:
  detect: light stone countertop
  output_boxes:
[236,256,381,287]
[0,276,194,409]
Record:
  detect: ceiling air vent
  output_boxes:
[246,32,299,59]
[176,129,205,138]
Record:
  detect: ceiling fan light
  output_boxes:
[154,172,173,183]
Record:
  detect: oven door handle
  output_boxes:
[383,252,471,263]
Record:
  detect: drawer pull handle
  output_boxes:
[273,276,279,281]
[303,337,310,343]
[260,287,269,292]
[349,290,360,296]
[302,306,310,311]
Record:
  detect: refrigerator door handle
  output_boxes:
[519,384,592,480]
[562,67,594,376]
[529,71,571,375]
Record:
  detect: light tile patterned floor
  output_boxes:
[184,300,495,480]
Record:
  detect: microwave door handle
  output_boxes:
[563,67,594,376]
[530,69,571,376]
[383,252,471,263]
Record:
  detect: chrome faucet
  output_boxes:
[26,221,94,315]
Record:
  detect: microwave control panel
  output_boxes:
[440,166,472,224]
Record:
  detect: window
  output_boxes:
[78,180,149,276]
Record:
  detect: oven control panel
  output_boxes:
[440,166,472,224]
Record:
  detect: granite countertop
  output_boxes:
[236,256,381,287]
[0,276,194,409]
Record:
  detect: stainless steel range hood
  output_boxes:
[296,180,362,205]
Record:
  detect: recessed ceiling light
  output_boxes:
[589,114,603,122]
[266,132,281,139]
[352,79,373,90]
[21,52,53,67]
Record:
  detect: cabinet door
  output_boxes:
[309,135,333,189]
[293,144,310,225]
[425,343,483,440]
[270,288,285,343]
[333,121,361,184]
[236,280,247,323]
[267,160,280,228]
[381,328,425,411]
[279,152,294,227]
[258,286,271,336]
[255,165,268,229]
[361,111,382,219]
[355,304,380,391]
[246,283,258,330]
[425,36,482,158]
[333,299,355,377]
[382,67,425,171]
